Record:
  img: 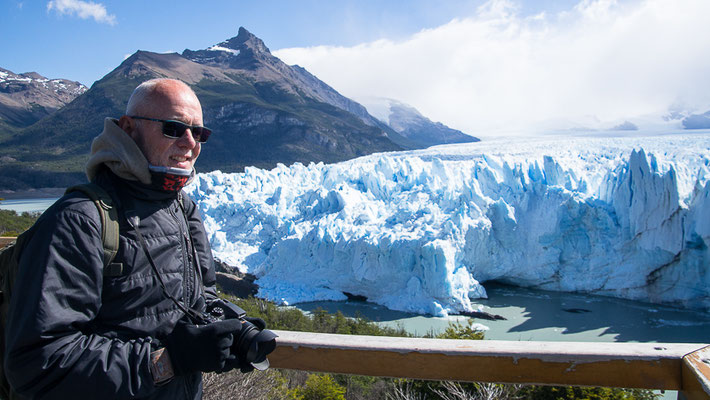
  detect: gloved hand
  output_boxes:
[244,317,266,330]
[164,318,243,376]
[223,317,270,374]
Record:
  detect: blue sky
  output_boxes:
[2,0,572,86]
[1,0,494,85]
[2,0,710,135]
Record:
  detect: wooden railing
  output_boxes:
[0,237,15,248]
[269,330,710,400]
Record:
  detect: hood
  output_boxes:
[86,118,196,186]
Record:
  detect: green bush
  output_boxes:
[292,374,346,400]
[518,386,659,400]
[436,319,485,340]
[0,209,39,236]
[222,295,410,338]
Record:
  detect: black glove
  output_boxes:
[223,317,270,374]
[244,317,266,330]
[164,318,243,376]
[227,356,255,374]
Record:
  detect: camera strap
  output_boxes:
[126,212,205,325]
[176,192,207,301]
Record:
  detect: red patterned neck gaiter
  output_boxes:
[148,166,193,193]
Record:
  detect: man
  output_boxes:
[4,79,242,399]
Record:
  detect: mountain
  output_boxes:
[188,133,710,315]
[611,120,638,131]
[682,110,710,129]
[361,98,479,148]
[0,28,404,190]
[183,31,385,129]
[0,68,86,131]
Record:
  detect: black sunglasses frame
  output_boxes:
[129,116,212,143]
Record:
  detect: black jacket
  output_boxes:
[4,170,217,399]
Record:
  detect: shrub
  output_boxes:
[293,374,346,400]
[436,320,485,341]
[0,209,39,236]
[517,386,659,400]
[221,295,410,338]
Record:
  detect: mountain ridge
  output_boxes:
[362,98,479,147]
[182,28,384,128]
[0,68,86,131]
[0,27,475,190]
[0,28,403,189]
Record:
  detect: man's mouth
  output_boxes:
[170,155,190,163]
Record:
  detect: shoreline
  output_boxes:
[0,187,65,200]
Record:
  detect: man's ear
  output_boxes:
[118,115,137,139]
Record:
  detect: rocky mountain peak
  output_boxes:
[182,27,273,68]
[0,67,87,129]
[224,27,271,54]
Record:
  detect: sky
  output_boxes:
[2,0,710,137]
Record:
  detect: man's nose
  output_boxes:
[177,128,198,148]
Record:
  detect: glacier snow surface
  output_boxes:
[187,132,710,316]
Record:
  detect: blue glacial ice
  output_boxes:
[187,132,710,316]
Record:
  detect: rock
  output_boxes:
[343,292,368,302]
[457,310,507,321]
[215,271,259,299]
[562,308,592,314]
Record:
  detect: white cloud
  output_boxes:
[47,0,116,25]
[274,0,710,136]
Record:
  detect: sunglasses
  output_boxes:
[129,116,212,143]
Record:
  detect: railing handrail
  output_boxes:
[268,330,710,399]
[0,236,16,247]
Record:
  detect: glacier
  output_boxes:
[187,131,710,316]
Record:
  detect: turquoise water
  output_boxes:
[295,284,709,399]
[295,283,710,343]
[0,198,59,213]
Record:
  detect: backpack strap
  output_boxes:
[65,183,120,269]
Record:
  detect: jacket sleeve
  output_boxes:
[184,195,218,302]
[4,203,158,400]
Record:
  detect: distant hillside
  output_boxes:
[361,98,479,148]
[0,68,86,131]
[682,110,710,129]
[0,28,404,190]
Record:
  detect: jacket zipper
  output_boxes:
[168,201,193,310]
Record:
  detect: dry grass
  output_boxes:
[203,369,286,400]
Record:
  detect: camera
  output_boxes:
[203,299,278,371]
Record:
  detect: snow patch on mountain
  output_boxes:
[206,45,240,56]
[187,131,710,315]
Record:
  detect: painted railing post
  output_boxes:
[680,345,710,400]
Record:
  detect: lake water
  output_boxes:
[295,284,709,399]
[295,282,710,343]
[0,197,59,213]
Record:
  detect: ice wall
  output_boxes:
[187,133,710,315]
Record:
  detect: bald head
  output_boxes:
[119,78,204,170]
[126,79,200,117]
